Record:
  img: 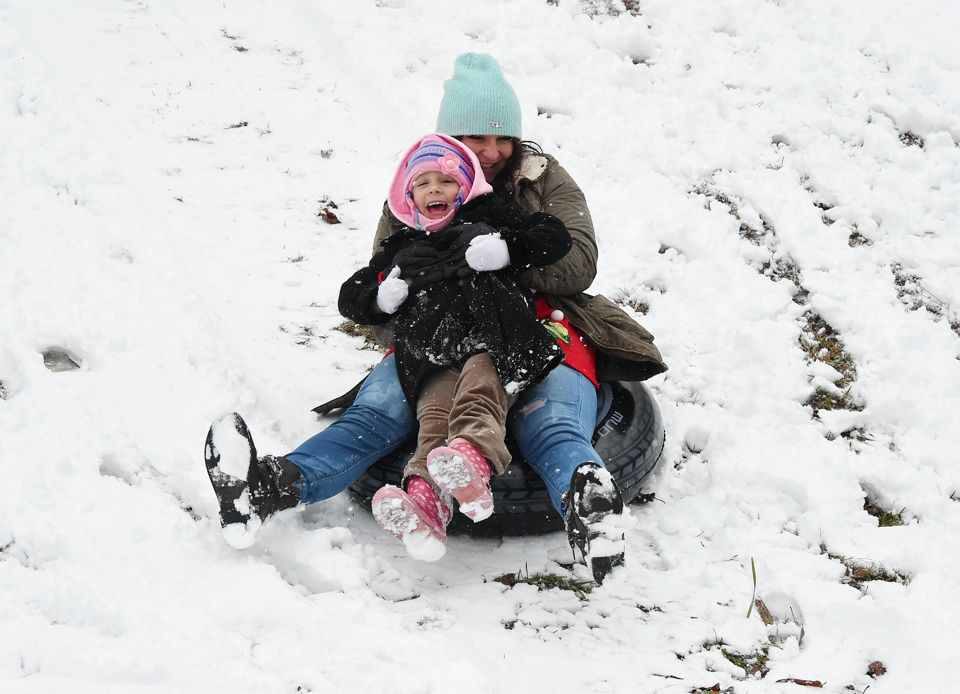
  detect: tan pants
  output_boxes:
[404,353,512,489]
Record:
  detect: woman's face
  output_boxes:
[460,135,515,182]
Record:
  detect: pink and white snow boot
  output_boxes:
[426,438,494,522]
[371,476,452,562]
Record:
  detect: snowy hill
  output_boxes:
[2,1,959,692]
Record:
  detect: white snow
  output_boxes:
[401,529,448,564]
[3,0,960,692]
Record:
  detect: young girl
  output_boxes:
[338,133,572,560]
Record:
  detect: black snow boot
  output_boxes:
[563,463,626,584]
[204,413,302,547]
[247,453,302,521]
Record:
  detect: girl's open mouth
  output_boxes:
[425,201,449,217]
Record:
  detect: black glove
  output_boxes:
[391,245,443,276]
[391,244,460,290]
[441,222,500,254]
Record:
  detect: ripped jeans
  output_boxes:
[288,355,602,514]
[508,363,602,513]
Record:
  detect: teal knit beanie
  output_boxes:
[436,53,522,139]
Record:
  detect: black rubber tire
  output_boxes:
[348,381,665,536]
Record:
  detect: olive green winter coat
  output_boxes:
[372,152,667,384]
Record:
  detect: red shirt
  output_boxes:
[534,295,599,388]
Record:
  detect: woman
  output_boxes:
[204,53,667,583]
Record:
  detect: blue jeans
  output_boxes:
[508,363,603,514]
[288,354,602,513]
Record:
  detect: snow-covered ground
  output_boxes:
[3,0,959,691]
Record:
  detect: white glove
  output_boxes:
[376,266,409,314]
[465,233,510,272]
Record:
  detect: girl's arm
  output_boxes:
[337,249,394,325]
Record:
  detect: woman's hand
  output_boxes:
[465,233,510,272]
[376,266,409,314]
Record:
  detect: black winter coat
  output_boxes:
[338,195,572,403]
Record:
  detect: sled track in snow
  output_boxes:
[689,180,864,419]
[688,178,917,592]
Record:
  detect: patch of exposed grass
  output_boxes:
[824,550,909,590]
[799,312,862,414]
[799,313,857,388]
[721,646,770,678]
[760,256,808,304]
[804,184,872,249]
[333,320,382,351]
[806,387,862,414]
[826,426,874,454]
[813,200,834,226]
[493,568,593,600]
[690,184,775,247]
[577,0,642,17]
[863,498,905,527]
[848,228,872,247]
[893,263,944,314]
[899,130,924,148]
[699,639,770,681]
[891,263,959,338]
[613,292,650,315]
[845,562,907,588]
[279,323,323,347]
[840,426,871,443]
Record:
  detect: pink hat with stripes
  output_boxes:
[387,133,493,232]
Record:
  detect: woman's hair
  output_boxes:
[493,139,543,196]
[450,136,544,195]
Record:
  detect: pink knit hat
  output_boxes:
[387,133,493,232]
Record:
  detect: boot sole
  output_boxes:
[565,464,627,584]
[372,488,447,562]
[204,413,260,547]
[426,448,494,522]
